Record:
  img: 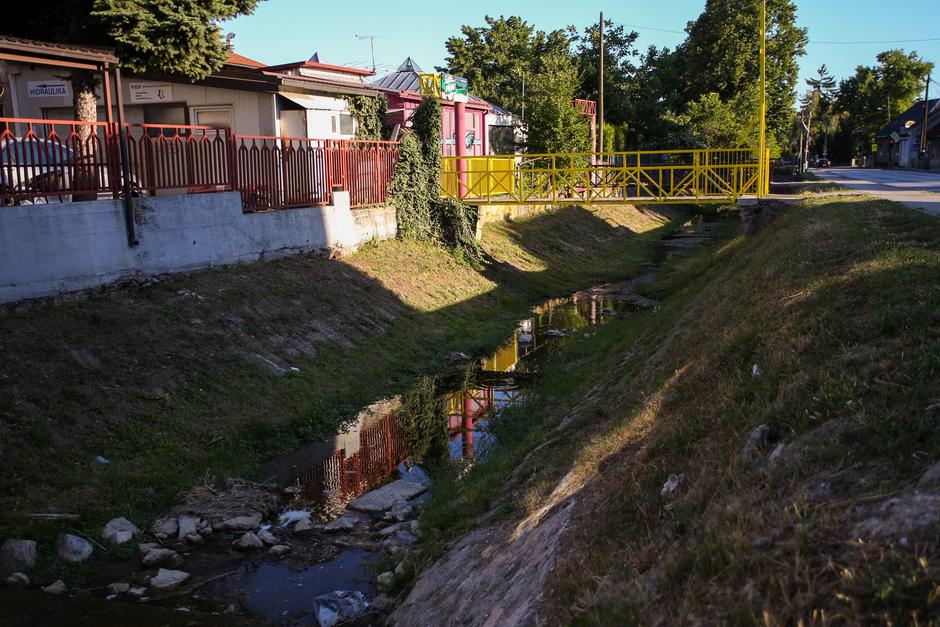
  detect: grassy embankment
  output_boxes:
[0,203,681,582]
[419,195,940,624]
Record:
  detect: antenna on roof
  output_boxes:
[355,35,377,74]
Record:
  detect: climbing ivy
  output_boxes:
[345,94,388,140]
[390,96,482,263]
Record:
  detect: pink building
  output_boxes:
[371,58,490,156]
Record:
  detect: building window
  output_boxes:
[191,106,233,129]
[338,113,356,136]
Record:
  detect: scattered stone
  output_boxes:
[1,539,37,576]
[394,561,408,576]
[149,569,190,591]
[448,351,471,363]
[95,455,110,465]
[313,590,370,627]
[278,511,312,526]
[349,481,425,513]
[322,515,358,532]
[852,494,940,538]
[397,463,432,487]
[43,580,67,595]
[217,513,262,531]
[660,473,685,498]
[916,460,940,492]
[543,329,567,337]
[408,520,420,535]
[376,571,395,590]
[183,533,204,546]
[177,514,200,540]
[234,532,263,550]
[4,572,29,587]
[102,517,140,545]
[151,517,179,539]
[142,548,179,567]
[197,519,213,536]
[225,603,238,614]
[371,594,394,611]
[127,586,147,599]
[751,364,763,378]
[108,583,130,595]
[742,424,772,463]
[391,531,418,546]
[56,534,93,563]
[257,529,277,545]
[766,443,787,466]
[386,500,415,522]
[137,543,160,555]
[294,518,314,532]
[378,523,405,537]
[269,545,292,557]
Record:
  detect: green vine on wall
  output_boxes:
[390,96,482,263]
[345,94,388,140]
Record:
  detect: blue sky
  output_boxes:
[225,0,940,93]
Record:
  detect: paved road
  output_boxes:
[814,167,940,215]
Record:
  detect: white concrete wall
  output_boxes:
[0,192,397,304]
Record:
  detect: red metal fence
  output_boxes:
[0,117,398,211]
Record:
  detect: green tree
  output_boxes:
[835,49,934,156]
[525,52,591,154]
[444,15,570,116]
[5,0,263,124]
[676,0,807,144]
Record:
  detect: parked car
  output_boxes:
[814,157,831,168]
[0,137,136,205]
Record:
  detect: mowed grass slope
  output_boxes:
[418,196,940,624]
[0,203,677,583]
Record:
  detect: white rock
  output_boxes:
[151,517,179,538]
[102,517,140,545]
[234,532,263,550]
[257,530,277,545]
[108,582,130,595]
[177,515,199,540]
[294,518,314,532]
[376,571,394,590]
[347,481,426,513]
[4,572,29,587]
[142,548,178,567]
[269,544,292,557]
[1,539,37,575]
[278,510,312,526]
[137,543,160,555]
[322,515,357,532]
[388,500,414,522]
[127,586,147,598]
[184,533,204,545]
[660,473,685,498]
[742,424,771,463]
[378,523,405,537]
[43,580,67,595]
[56,534,93,563]
[752,363,763,378]
[149,569,190,591]
[217,514,262,531]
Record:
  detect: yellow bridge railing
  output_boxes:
[442,148,770,205]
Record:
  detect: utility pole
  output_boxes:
[921,74,931,168]
[758,0,767,195]
[598,11,605,155]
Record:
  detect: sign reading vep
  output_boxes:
[129,82,173,103]
[28,80,70,98]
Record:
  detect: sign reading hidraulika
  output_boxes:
[28,80,70,98]
[128,82,173,103]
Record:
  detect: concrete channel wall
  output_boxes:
[0,192,397,304]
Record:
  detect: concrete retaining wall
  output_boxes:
[0,192,397,304]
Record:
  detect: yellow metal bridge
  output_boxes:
[441,148,770,205]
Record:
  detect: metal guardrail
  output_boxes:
[442,148,771,205]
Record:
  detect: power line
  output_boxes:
[620,22,940,46]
